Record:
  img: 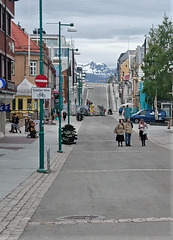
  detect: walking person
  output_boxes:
[138,119,148,146]
[124,118,133,146]
[119,107,123,116]
[123,105,132,122]
[12,113,21,133]
[114,119,124,147]
[63,111,67,121]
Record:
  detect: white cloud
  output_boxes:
[14,0,173,68]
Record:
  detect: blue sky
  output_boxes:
[15,0,173,68]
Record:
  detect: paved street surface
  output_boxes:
[0,113,172,239]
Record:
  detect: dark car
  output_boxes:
[130,109,166,123]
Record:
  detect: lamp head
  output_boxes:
[68,24,77,32]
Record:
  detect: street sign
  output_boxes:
[0,104,10,112]
[35,74,48,88]
[0,78,6,89]
[32,88,51,99]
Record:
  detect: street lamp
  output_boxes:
[37,0,47,173]
[58,22,76,153]
[46,21,76,151]
[67,48,78,124]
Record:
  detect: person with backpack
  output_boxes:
[124,117,133,146]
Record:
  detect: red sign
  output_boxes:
[35,74,48,88]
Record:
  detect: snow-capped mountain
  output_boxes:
[79,61,115,83]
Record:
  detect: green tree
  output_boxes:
[142,15,173,106]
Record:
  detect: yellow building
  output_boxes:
[10,77,39,119]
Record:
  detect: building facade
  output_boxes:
[11,22,56,119]
[0,0,19,136]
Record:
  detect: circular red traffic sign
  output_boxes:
[35,74,48,87]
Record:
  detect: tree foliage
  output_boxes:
[142,15,173,105]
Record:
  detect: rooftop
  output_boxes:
[12,21,40,53]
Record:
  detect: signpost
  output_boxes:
[34,74,48,173]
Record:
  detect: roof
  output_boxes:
[118,50,135,64]
[16,77,36,96]
[12,21,40,53]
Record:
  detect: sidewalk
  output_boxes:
[112,111,173,151]
[0,117,81,201]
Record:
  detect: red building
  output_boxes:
[0,0,19,136]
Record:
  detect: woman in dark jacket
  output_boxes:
[114,119,125,147]
[138,119,148,146]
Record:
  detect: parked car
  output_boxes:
[130,109,166,123]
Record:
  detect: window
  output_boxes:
[0,6,1,29]
[11,60,15,75]
[12,99,15,110]
[2,8,5,31]
[53,48,58,57]
[7,60,11,80]
[27,99,32,110]
[140,110,147,115]
[61,48,68,57]
[34,100,38,110]
[18,99,23,110]
[30,61,37,75]
[46,39,58,46]
[7,13,11,35]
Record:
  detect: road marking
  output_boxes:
[28,217,173,225]
[63,169,173,173]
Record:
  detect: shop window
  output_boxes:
[27,99,32,110]
[34,100,38,110]
[12,99,15,110]
[18,99,23,110]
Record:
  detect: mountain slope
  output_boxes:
[79,61,115,83]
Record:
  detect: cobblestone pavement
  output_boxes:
[0,146,73,240]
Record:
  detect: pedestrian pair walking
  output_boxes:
[10,113,21,133]
[114,118,133,147]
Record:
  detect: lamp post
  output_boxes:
[67,48,78,124]
[37,0,47,173]
[46,22,76,151]
[58,22,75,153]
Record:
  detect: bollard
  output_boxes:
[167,121,170,129]
[47,147,50,172]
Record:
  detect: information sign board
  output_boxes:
[32,88,51,99]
